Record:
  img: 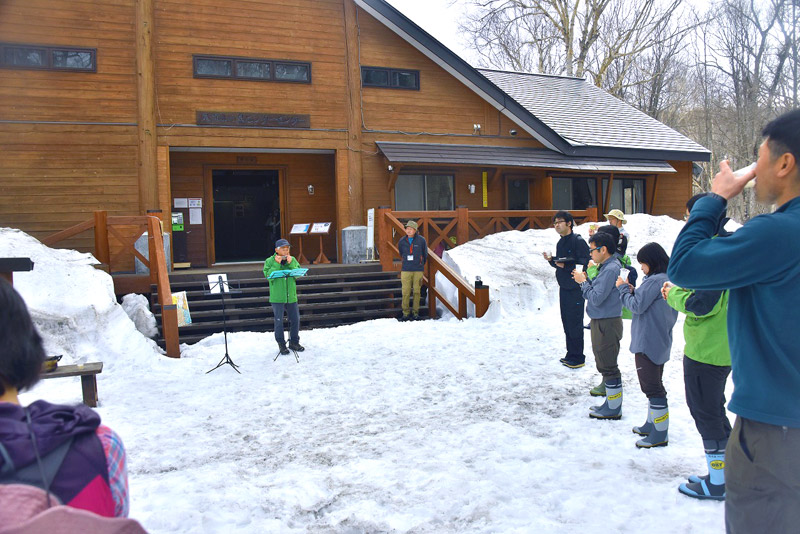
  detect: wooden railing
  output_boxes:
[375,206,599,320]
[42,211,180,358]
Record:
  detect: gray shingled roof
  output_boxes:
[479,69,710,156]
[377,142,676,173]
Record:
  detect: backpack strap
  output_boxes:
[0,438,73,490]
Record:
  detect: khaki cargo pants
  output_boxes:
[401,271,424,316]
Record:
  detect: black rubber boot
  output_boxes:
[278,342,290,355]
[289,341,305,352]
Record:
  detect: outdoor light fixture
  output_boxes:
[468,184,476,194]
[509,129,518,136]
[473,123,481,135]
[307,184,314,195]
[387,164,394,172]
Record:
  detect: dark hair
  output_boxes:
[686,192,712,212]
[0,279,46,395]
[596,224,619,243]
[636,242,670,275]
[762,109,800,167]
[588,232,615,255]
[553,210,574,228]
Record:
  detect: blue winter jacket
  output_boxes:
[398,234,428,272]
[580,256,622,319]
[668,194,800,428]
[618,272,678,365]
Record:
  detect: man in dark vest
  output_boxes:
[543,211,590,368]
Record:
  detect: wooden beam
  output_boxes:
[603,173,615,215]
[489,167,503,190]
[343,0,364,226]
[386,164,404,192]
[136,0,159,213]
[649,174,659,213]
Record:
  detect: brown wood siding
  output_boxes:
[650,161,693,218]
[153,0,349,128]
[0,124,139,252]
[0,0,137,123]
[168,152,336,267]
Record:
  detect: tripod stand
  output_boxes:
[205,275,241,374]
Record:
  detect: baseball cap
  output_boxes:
[405,220,418,230]
[275,238,291,248]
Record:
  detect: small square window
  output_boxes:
[362,68,389,86]
[274,63,309,82]
[5,47,46,67]
[236,61,270,80]
[195,58,232,77]
[52,50,94,70]
[392,70,418,89]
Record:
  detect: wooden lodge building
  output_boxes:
[0,0,710,268]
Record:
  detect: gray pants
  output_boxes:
[272,302,300,345]
[726,417,800,534]
[590,317,623,380]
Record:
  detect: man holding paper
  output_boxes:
[264,238,304,354]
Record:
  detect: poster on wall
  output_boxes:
[189,208,202,225]
[188,198,203,208]
[173,198,188,208]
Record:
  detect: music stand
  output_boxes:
[268,268,308,363]
[204,274,242,374]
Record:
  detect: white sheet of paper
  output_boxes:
[310,222,331,234]
[189,208,202,225]
[188,198,203,208]
[207,273,228,294]
[173,198,188,208]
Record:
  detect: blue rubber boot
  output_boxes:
[632,406,654,436]
[589,379,622,419]
[679,441,726,501]
[635,398,668,448]
[687,439,727,484]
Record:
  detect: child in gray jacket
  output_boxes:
[616,242,678,448]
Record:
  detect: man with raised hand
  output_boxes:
[667,109,800,534]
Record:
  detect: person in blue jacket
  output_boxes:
[667,109,800,534]
[397,220,428,321]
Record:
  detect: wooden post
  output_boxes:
[93,211,110,266]
[475,285,490,318]
[586,206,599,222]
[427,261,436,319]
[148,217,180,358]
[136,0,159,214]
[456,206,469,246]
[376,206,392,271]
[343,0,364,226]
[603,173,614,215]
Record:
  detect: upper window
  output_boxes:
[602,178,646,214]
[362,66,420,90]
[193,55,311,83]
[552,177,597,211]
[395,174,454,211]
[0,43,96,72]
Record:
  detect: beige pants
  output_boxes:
[401,271,424,315]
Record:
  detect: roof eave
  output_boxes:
[567,145,711,162]
[354,0,572,153]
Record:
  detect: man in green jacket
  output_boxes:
[263,238,303,355]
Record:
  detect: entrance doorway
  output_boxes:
[507,178,529,227]
[212,169,280,262]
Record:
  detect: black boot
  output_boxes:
[289,340,305,352]
[278,341,290,355]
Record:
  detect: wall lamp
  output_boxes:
[468,184,476,194]
[387,164,394,172]
[307,184,315,195]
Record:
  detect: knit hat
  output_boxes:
[405,220,418,230]
[604,209,627,224]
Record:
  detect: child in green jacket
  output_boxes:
[263,238,303,355]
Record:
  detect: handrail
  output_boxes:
[42,211,181,358]
[377,208,490,320]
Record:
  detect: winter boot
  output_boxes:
[589,379,606,397]
[686,439,727,484]
[636,398,668,448]
[278,341,290,355]
[632,407,654,436]
[288,340,305,352]
[679,441,726,501]
[589,379,622,419]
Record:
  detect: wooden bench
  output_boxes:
[41,362,103,407]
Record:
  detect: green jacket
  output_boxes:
[263,254,301,303]
[666,286,731,366]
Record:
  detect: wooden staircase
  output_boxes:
[151,263,426,346]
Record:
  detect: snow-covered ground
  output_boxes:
[2,216,729,534]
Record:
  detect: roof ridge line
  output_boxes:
[477,67,585,81]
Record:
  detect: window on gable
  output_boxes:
[193,55,311,83]
[362,66,420,90]
[395,174,454,211]
[1,43,96,72]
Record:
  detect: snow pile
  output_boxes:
[121,293,159,339]
[437,214,687,318]
[0,228,163,369]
